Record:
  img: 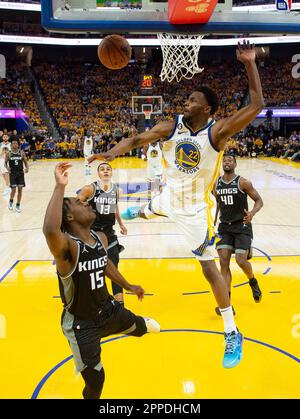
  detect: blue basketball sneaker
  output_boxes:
[121,206,141,220]
[223,330,243,369]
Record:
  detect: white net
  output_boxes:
[158,33,205,83]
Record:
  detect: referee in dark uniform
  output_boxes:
[43,162,160,399]
[78,162,127,304]
[214,154,263,315]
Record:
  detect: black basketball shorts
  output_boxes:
[9,172,25,188]
[216,231,252,254]
[61,298,147,373]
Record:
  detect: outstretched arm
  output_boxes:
[43,162,77,276]
[88,120,174,163]
[212,41,264,151]
[240,178,263,224]
[77,184,94,202]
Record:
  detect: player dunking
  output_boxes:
[214,154,263,315]
[77,162,127,305]
[43,162,160,399]
[89,41,264,368]
[5,139,29,212]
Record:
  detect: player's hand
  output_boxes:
[243,209,253,224]
[24,168,29,174]
[87,152,115,164]
[119,224,127,235]
[54,162,72,186]
[236,40,256,64]
[127,285,145,301]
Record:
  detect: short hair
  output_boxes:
[11,139,20,146]
[223,153,236,163]
[97,162,112,172]
[61,198,71,233]
[196,86,219,115]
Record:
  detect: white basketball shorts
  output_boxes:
[143,187,216,261]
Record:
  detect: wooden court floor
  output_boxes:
[0,157,300,398]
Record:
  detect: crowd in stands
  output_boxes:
[0,62,48,133]
[1,56,299,162]
[225,130,300,162]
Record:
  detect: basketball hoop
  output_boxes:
[158,33,205,83]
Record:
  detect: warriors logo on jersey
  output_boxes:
[175,138,201,173]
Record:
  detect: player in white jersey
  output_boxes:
[0,134,11,195]
[144,141,163,194]
[83,135,94,175]
[88,41,264,369]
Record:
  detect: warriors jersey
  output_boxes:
[57,231,110,320]
[216,175,252,235]
[147,143,163,169]
[84,137,93,157]
[162,115,221,214]
[8,151,24,174]
[88,182,118,232]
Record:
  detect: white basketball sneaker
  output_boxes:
[143,317,160,333]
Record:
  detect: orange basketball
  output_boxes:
[97,34,132,70]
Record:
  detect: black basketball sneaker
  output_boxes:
[249,278,262,303]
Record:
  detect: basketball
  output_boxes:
[97,34,132,70]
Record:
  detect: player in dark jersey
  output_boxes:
[77,162,127,305]
[214,154,263,315]
[43,162,160,399]
[5,139,29,212]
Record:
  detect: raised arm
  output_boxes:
[240,178,263,224]
[88,120,174,163]
[43,162,77,276]
[77,184,94,202]
[211,41,264,151]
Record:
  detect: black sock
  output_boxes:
[9,199,13,203]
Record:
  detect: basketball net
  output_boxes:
[158,0,219,83]
[158,33,205,83]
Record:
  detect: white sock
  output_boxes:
[220,306,237,334]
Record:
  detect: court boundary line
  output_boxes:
[0,260,20,283]
[31,328,300,399]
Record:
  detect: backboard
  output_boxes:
[41,0,300,34]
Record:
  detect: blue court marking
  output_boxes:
[31,328,300,399]
[0,260,20,283]
[233,281,249,288]
[233,246,272,289]
[269,291,281,294]
[182,291,210,295]
[252,247,272,262]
